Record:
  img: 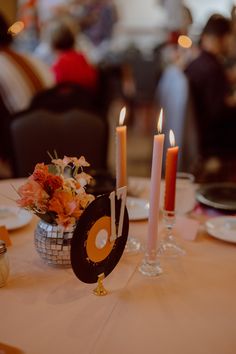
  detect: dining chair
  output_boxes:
[10,109,109,177]
[0,96,14,164]
[28,82,105,117]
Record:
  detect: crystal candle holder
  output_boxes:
[139,248,163,277]
[158,210,185,257]
[125,235,141,253]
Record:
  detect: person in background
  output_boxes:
[80,0,118,47]
[15,0,39,52]
[185,14,236,159]
[229,5,236,58]
[50,19,98,90]
[224,57,236,96]
[0,12,55,114]
[34,13,104,67]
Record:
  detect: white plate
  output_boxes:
[0,206,32,230]
[205,216,236,243]
[126,197,149,221]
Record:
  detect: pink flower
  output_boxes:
[78,189,95,209]
[76,172,93,187]
[62,156,90,168]
[51,158,68,173]
[17,178,49,212]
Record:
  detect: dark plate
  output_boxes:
[196,183,236,211]
[86,169,116,196]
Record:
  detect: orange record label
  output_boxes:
[86,216,114,263]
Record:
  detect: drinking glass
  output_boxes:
[175,172,195,215]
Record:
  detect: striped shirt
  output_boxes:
[0,48,55,113]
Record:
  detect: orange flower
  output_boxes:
[32,163,49,186]
[17,155,94,227]
[45,174,63,194]
[48,189,83,226]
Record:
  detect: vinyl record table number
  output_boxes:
[71,186,129,295]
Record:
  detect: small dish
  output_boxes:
[126,197,149,221]
[196,183,236,211]
[205,216,236,243]
[0,206,32,230]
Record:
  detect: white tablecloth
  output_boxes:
[1,178,236,354]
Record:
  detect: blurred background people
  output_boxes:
[224,56,236,95]
[156,44,189,169]
[185,15,236,160]
[33,0,118,65]
[16,0,39,52]
[0,11,54,114]
[49,18,98,89]
[79,0,118,45]
[1,1,236,181]
[230,4,236,58]
[0,11,55,177]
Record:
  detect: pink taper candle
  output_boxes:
[147,109,165,255]
[116,107,127,189]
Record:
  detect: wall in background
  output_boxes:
[115,0,233,29]
[185,0,232,28]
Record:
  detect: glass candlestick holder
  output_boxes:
[139,248,163,277]
[158,210,185,257]
[125,235,141,254]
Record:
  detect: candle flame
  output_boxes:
[8,21,24,36]
[157,108,163,134]
[169,129,175,147]
[119,106,126,125]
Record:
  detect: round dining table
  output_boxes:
[1,177,236,354]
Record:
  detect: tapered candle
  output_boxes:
[147,109,165,255]
[116,107,127,189]
[164,130,179,211]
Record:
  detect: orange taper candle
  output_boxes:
[164,130,179,212]
[116,107,127,189]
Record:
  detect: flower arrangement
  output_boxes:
[16,156,95,227]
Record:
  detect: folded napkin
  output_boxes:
[174,216,199,241]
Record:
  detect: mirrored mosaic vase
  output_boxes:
[34,220,76,267]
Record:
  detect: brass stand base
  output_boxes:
[93,273,108,296]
